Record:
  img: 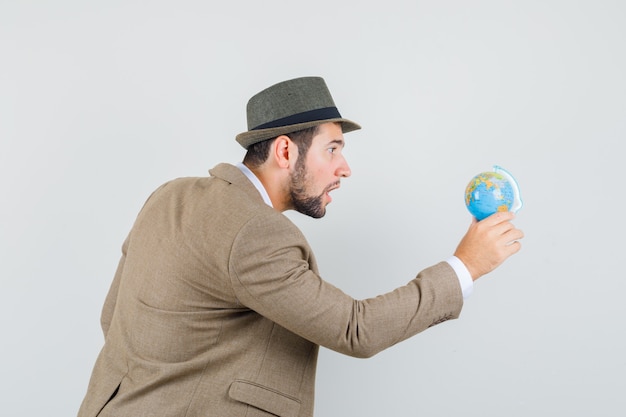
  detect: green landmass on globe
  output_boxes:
[464,166,523,221]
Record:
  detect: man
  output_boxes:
[78,76,523,417]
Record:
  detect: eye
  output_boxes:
[327,147,337,154]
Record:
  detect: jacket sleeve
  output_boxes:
[228,212,464,359]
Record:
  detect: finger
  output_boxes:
[488,219,517,238]
[506,228,525,242]
[483,211,515,225]
[494,219,520,234]
[504,240,522,255]
[501,228,524,246]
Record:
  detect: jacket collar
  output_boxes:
[208,163,267,205]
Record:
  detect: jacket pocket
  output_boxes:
[228,380,301,417]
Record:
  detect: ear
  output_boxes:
[272,135,298,169]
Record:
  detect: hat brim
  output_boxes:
[236,118,361,149]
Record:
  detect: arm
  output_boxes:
[228,214,463,358]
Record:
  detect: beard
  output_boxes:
[289,158,331,219]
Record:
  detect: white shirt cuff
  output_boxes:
[446,256,474,300]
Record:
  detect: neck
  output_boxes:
[246,163,291,212]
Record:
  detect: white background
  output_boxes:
[2,1,625,416]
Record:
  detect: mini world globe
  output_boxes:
[464,166,523,221]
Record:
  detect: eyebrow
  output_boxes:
[327,139,345,148]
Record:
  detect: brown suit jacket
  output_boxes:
[78,163,463,417]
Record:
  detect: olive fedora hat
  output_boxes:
[235,76,361,149]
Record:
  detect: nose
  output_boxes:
[337,155,352,178]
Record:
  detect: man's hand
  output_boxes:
[454,211,524,281]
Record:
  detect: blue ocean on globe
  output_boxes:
[464,166,523,221]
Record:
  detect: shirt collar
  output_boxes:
[236,162,273,208]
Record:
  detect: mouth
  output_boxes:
[324,182,341,202]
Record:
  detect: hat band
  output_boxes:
[251,106,341,130]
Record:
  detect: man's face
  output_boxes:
[289,122,352,218]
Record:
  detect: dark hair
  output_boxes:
[243,125,320,168]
